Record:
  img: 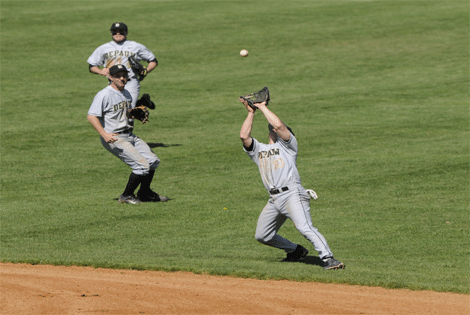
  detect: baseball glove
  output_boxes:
[240,86,270,109]
[128,55,148,81]
[128,106,149,124]
[136,93,155,110]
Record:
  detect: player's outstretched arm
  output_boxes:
[239,97,255,148]
[254,102,290,141]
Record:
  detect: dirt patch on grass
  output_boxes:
[1,262,468,314]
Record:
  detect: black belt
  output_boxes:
[269,187,289,195]
[117,128,133,134]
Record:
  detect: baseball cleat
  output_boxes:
[284,245,309,262]
[323,257,345,270]
[137,189,169,202]
[118,194,142,204]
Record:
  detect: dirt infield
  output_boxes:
[1,263,468,315]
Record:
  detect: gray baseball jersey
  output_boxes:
[87,40,156,81]
[87,85,133,134]
[244,135,301,191]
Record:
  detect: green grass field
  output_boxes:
[1,1,469,293]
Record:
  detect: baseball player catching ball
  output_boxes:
[239,97,345,270]
[87,22,158,107]
[87,64,167,204]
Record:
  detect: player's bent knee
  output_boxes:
[255,237,269,245]
[132,169,149,176]
[150,159,160,170]
[255,232,272,244]
[132,161,150,176]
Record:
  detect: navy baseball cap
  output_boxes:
[110,22,128,32]
[109,64,128,76]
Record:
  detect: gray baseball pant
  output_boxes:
[101,133,159,175]
[255,184,334,259]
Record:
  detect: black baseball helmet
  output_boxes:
[109,64,129,77]
[110,22,128,33]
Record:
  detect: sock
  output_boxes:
[139,169,155,193]
[122,172,144,196]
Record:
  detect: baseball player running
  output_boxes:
[239,97,344,270]
[87,64,168,204]
[87,22,158,107]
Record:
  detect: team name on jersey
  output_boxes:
[113,100,130,112]
[258,148,280,159]
[105,51,135,59]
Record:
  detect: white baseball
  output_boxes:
[240,49,249,57]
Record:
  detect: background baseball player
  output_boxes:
[239,97,345,270]
[87,22,158,107]
[87,64,167,204]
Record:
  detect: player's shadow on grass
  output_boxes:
[148,143,182,148]
[112,197,173,202]
[281,255,324,267]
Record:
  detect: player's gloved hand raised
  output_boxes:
[239,97,256,113]
[240,87,270,110]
